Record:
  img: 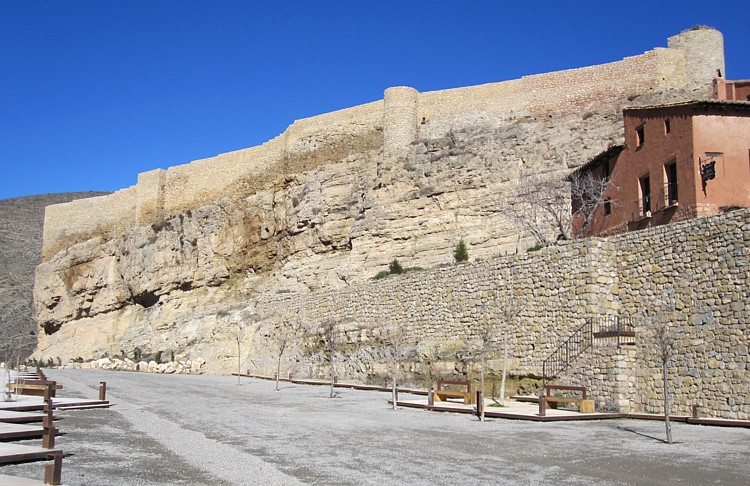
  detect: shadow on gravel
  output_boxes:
[615,425,670,444]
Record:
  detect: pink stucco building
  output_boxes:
[572,99,750,237]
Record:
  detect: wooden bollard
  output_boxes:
[42,382,57,449]
[692,404,699,419]
[428,387,435,408]
[538,393,546,417]
[44,451,63,485]
[476,391,484,418]
[99,381,107,401]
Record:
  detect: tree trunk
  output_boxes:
[391,354,398,411]
[480,358,486,422]
[329,351,335,398]
[236,341,241,386]
[500,335,508,406]
[663,360,672,444]
[276,355,282,391]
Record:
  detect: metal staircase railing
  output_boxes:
[542,316,636,387]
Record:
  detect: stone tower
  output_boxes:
[383,86,419,161]
[668,27,725,93]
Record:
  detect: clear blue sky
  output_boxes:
[1,1,748,200]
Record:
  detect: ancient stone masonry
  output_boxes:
[40,28,724,261]
[36,208,750,420]
[33,28,747,418]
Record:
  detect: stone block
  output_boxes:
[580,399,595,413]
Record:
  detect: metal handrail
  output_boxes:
[542,316,635,387]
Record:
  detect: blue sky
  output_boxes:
[1,1,748,200]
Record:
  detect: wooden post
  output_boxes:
[428,387,434,408]
[394,386,399,402]
[44,451,63,485]
[476,391,484,419]
[99,382,107,401]
[692,404,699,419]
[42,385,56,449]
[538,393,546,417]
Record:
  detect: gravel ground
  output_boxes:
[1,369,749,485]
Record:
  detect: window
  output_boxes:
[639,175,651,216]
[604,198,612,216]
[636,125,645,148]
[664,119,671,134]
[664,162,678,206]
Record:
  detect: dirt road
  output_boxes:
[1,369,748,485]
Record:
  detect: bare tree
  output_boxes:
[505,171,613,248]
[231,313,246,386]
[272,312,303,391]
[469,292,524,422]
[377,319,413,410]
[308,319,345,399]
[650,312,678,444]
[225,308,260,386]
[570,170,616,238]
[505,175,571,248]
[472,311,494,422]
[495,294,522,406]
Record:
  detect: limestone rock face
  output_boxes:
[33,82,703,371]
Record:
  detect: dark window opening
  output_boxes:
[664,119,671,134]
[636,125,645,148]
[604,198,612,216]
[665,162,678,205]
[639,175,651,216]
[603,160,611,179]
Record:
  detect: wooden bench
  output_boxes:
[5,382,63,398]
[433,380,473,405]
[544,384,593,412]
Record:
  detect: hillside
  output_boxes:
[0,192,109,363]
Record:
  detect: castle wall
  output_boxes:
[42,188,137,259]
[418,47,686,126]
[39,29,725,261]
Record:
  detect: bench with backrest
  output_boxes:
[544,384,587,410]
[433,379,473,405]
[6,380,63,397]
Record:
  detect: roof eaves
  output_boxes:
[567,144,624,180]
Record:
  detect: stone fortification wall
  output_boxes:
[418,47,682,126]
[41,100,383,260]
[42,188,137,258]
[40,29,724,261]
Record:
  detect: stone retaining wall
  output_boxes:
[216,209,746,419]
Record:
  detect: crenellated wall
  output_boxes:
[40,28,725,261]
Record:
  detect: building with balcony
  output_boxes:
[571,99,750,237]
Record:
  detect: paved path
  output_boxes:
[1,369,749,485]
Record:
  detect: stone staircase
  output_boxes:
[542,316,636,387]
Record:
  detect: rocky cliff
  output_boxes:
[32,29,727,374]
